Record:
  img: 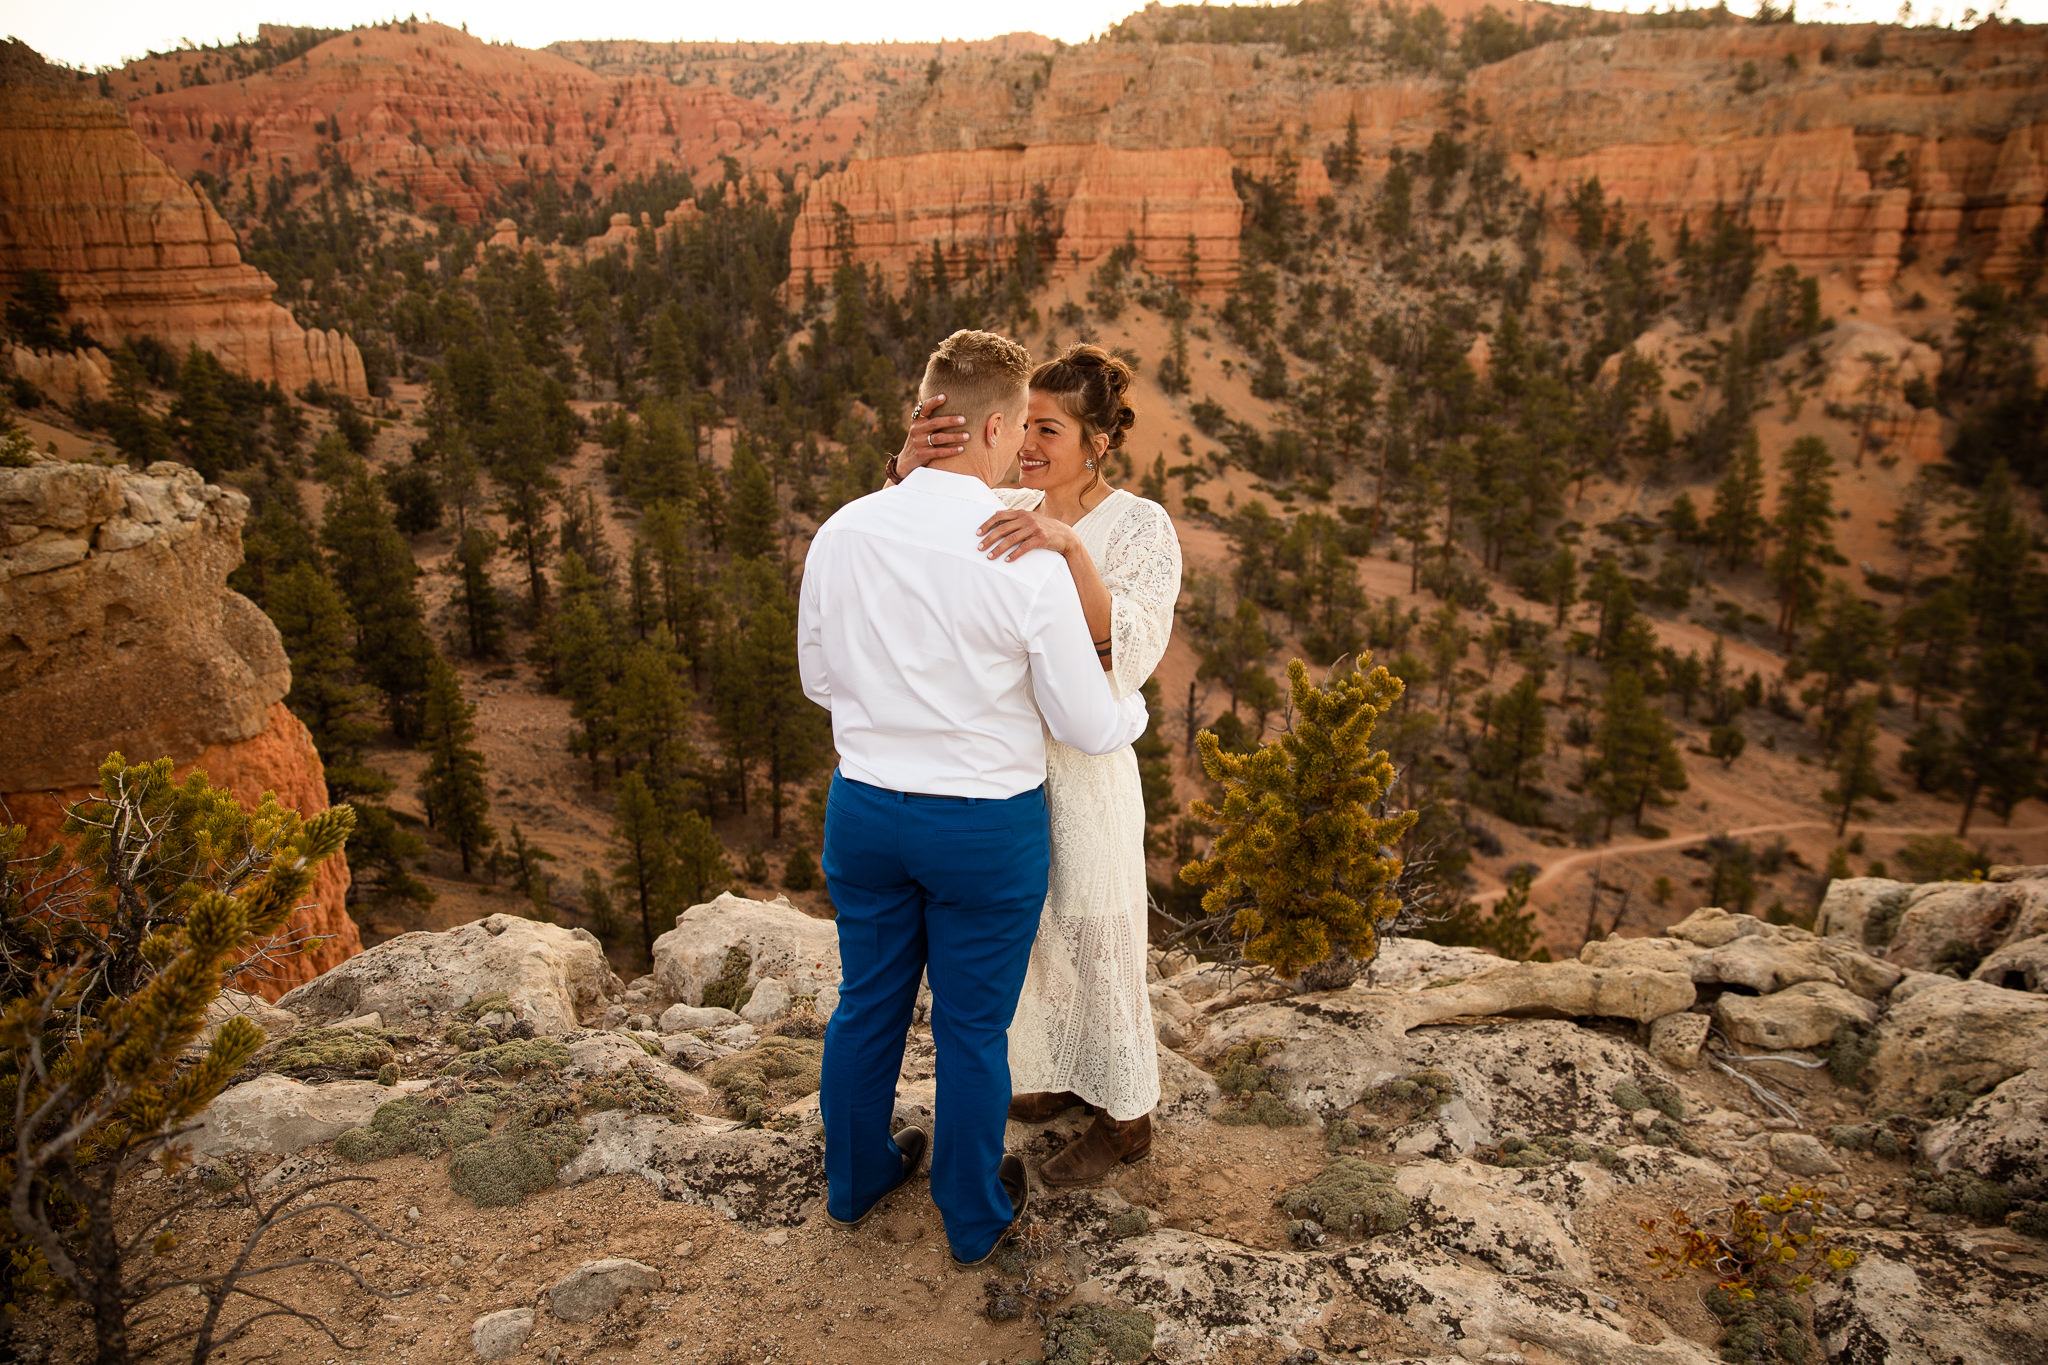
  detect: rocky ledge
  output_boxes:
[109,877,2048,1363]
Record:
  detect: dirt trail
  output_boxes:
[1476,821,2048,909]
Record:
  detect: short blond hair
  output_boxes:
[919,329,1031,433]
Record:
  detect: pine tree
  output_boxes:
[1589,668,1688,837]
[643,500,708,683]
[1472,673,1547,821]
[727,440,779,560]
[321,466,436,740]
[495,381,564,613]
[1955,642,2042,835]
[1957,459,2035,646]
[611,771,671,964]
[1136,679,1181,856]
[739,576,831,838]
[550,552,625,789]
[1768,435,1838,649]
[669,809,731,914]
[454,527,505,658]
[418,656,494,873]
[612,629,698,797]
[267,562,382,790]
[1180,657,1419,978]
[1705,433,1767,570]
[1823,696,1887,836]
[1799,584,1887,751]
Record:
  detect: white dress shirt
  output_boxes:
[797,466,1149,799]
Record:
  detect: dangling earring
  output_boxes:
[1084,458,1097,470]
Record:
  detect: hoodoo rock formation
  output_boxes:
[1472,23,2048,302]
[788,20,2048,303]
[0,42,367,400]
[117,24,790,225]
[0,455,359,995]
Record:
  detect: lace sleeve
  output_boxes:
[992,487,1046,511]
[1100,499,1183,701]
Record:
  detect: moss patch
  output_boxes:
[582,1061,692,1117]
[447,1122,585,1207]
[1104,1209,1150,1240]
[1484,1133,1598,1168]
[439,1037,569,1079]
[1707,1285,1812,1365]
[334,1091,496,1162]
[2009,1201,2048,1239]
[267,1027,396,1078]
[1212,1039,1309,1128]
[459,991,514,1020]
[1822,1024,1878,1088]
[1828,1115,1917,1160]
[1278,1156,1410,1240]
[703,1034,823,1121]
[701,946,756,1014]
[1925,1075,1982,1120]
[1368,1069,1459,1124]
[1041,1304,1156,1365]
[1861,887,1911,949]
[1612,1077,1685,1121]
[1911,1169,2011,1223]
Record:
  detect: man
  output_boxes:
[797,329,1147,1266]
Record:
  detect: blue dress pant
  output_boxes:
[820,771,1050,1261]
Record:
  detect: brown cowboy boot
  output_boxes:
[1038,1111,1152,1188]
[1008,1091,1084,1123]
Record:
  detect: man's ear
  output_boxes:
[983,411,1006,447]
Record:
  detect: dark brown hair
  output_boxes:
[1030,344,1136,456]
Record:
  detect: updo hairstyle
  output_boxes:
[1029,344,1137,464]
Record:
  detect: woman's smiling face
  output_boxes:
[1018,390,1096,492]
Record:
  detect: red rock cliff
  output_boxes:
[0,42,367,399]
[0,457,360,997]
[790,20,2048,302]
[117,24,791,225]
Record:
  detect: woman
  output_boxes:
[892,345,1182,1186]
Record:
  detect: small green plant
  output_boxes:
[703,1034,823,1121]
[458,991,513,1020]
[1042,1303,1157,1364]
[1910,1169,2010,1223]
[1370,1068,1458,1121]
[335,1090,496,1162]
[1821,1024,1877,1087]
[1212,1038,1309,1127]
[1484,1133,1599,1168]
[1104,1208,1151,1239]
[1827,1115,1916,1160]
[1278,1156,1411,1240]
[438,1036,568,1079]
[1925,1074,1981,1120]
[2009,1200,2048,1239]
[701,945,756,1013]
[447,1120,584,1207]
[267,1026,396,1077]
[581,1060,692,1117]
[1613,1077,1686,1121]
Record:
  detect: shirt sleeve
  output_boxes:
[1025,566,1149,755]
[797,544,831,711]
[1101,500,1184,701]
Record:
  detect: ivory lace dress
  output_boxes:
[999,486,1183,1121]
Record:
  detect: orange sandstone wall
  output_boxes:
[0,46,367,399]
[3,704,359,999]
[0,457,360,999]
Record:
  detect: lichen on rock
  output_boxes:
[265,1026,396,1078]
[333,1089,495,1162]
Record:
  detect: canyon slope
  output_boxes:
[790,19,2048,302]
[0,41,366,399]
[0,454,360,996]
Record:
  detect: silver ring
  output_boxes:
[927,434,936,447]
[912,401,926,420]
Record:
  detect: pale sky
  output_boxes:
[8,0,2042,72]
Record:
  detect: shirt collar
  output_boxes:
[902,466,1001,505]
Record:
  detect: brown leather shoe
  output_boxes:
[1039,1112,1152,1188]
[1007,1091,1084,1123]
